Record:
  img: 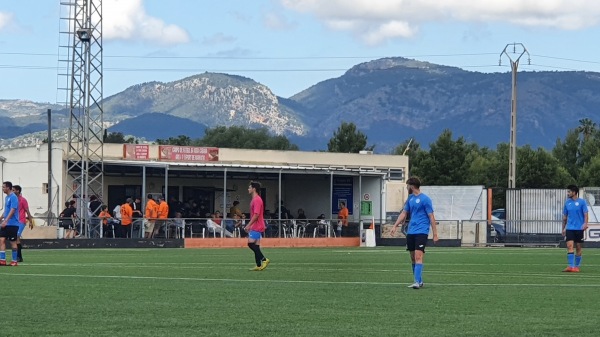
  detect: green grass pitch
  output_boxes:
[2,247,599,336]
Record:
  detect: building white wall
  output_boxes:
[0,143,409,221]
[104,143,408,170]
[0,143,64,221]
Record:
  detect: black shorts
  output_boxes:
[566,230,584,243]
[59,221,74,229]
[0,226,19,241]
[406,234,428,252]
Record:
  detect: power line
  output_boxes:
[532,54,600,65]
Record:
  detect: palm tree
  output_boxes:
[577,118,597,141]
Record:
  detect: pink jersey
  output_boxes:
[249,195,265,232]
[17,195,29,224]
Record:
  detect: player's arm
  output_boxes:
[583,212,589,230]
[244,213,258,232]
[390,210,408,235]
[1,208,16,228]
[429,213,438,243]
[562,214,567,234]
[26,208,34,228]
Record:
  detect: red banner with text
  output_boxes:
[123,144,150,160]
[158,146,219,162]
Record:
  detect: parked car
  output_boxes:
[492,208,506,220]
[489,209,506,242]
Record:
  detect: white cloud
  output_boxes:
[281,0,600,44]
[104,0,189,45]
[0,11,14,31]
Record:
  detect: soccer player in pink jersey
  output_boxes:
[13,185,33,262]
[244,181,270,271]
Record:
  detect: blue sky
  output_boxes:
[2,0,600,103]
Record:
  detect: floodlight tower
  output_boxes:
[499,43,529,189]
[58,0,104,237]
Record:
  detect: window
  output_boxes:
[387,169,405,181]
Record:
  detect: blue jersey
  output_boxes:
[563,197,588,230]
[4,192,19,227]
[404,193,434,235]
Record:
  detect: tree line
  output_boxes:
[104,118,600,188]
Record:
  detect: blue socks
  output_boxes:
[567,253,575,268]
[11,249,17,262]
[414,263,423,283]
[575,255,582,267]
[0,250,5,261]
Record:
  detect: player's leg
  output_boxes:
[17,223,25,262]
[405,234,420,288]
[0,234,6,265]
[412,234,427,287]
[9,227,19,266]
[564,230,576,272]
[573,231,584,271]
[247,231,264,270]
[256,237,270,270]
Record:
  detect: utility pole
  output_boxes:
[499,43,530,189]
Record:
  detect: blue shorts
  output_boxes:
[248,230,263,240]
[17,223,26,237]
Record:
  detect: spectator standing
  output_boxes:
[98,205,113,238]
[144,195,159,238]
[120,198,134,238]
[60,201,77,239]
[229,201,243,218]
[337,201,349,236]
[155,196,169,237]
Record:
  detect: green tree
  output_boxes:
[156,135,193,146]
[103,131,135,144]
[578,130,600,169]
[463,147,497,186]
[552,129,580,180]
[516,145,573,188]
[577,118,597,141]
[198,126,299,150]
[579,155,600,186]
[391,138,422,172]
[409,130,474,185]
[327,122,373,153]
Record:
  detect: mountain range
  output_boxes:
[2,57,600,152]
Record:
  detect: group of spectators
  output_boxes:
[58,195,351,239]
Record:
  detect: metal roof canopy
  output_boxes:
[100,159,388,177]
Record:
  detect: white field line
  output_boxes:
[18,259,600,270]
[1,271,600,287]
[6,263,600,281]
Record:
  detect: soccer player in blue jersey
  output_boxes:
[562,184,588,273]
[391,177,438,289]
[0,181,20,266]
